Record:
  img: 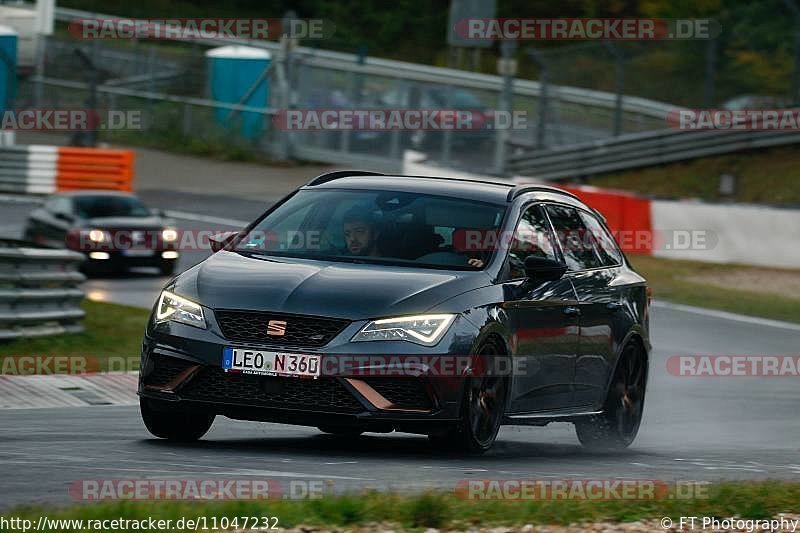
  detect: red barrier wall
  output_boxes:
[559,185,653,255]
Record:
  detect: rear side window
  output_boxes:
[544,205,603,271]
[506,205,558,279]
[579,211,623,266]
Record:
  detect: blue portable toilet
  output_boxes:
[0,25,18,113]
[205,45,271,139]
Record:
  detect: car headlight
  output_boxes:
[352,314,456,346]
[88,229,110,243]
[161,228,178,242]
[155,291,206,329]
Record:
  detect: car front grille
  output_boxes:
[214,310,349,347]
[180,367,364,413]
[363,378,433,410]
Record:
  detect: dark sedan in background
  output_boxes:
[23,191,180,275]
[139,171,650,453]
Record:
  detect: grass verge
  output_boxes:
[586,145,800,205]
[2,482,799,531]
[0,300,149,372]
[629,255,800,323]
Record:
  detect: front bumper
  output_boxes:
[138,312,479,432]
[84,250,179,267]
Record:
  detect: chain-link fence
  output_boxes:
[20,27,777,176]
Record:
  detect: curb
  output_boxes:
[0,371,138,409]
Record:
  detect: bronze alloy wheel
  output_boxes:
[576,342,647,450]
[429,340,507,453]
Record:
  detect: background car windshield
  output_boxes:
[74,196,151,219]
[238,189,506,270]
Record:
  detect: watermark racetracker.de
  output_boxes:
[0,109,141,131]
[455,479,709,500]
[669,108,800,130]
[453,18,720,41]
[667,355,800,377]
[68,17,335,40]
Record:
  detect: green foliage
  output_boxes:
[3,482,800,531]
[0,301,149,371]
[405,491,452,528]
[56,0,797,108]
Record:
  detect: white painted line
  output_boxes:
[164,210,249,228]
[653,300,800,332]
[217,468,370,481]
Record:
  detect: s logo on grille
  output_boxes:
[267,320,287,336]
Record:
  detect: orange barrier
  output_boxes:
[559,185,654,255]
[55,147,134,192]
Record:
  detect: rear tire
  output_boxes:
[575,342,647,450]
[318,426,363,437]
[428,340,507,454]
[140,398,215,441]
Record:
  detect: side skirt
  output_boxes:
[501,409,604,427]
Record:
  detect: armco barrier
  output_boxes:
[0,240,86,340]
[509,129,800,181]
[0,145,134,194]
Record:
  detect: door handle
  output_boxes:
[563,306,581,317]
[606,302,624,312]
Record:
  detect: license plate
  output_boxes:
[222,347,320,378]
[122,249,154,257]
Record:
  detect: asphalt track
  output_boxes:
[1,194,799,508]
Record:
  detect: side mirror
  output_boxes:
[151,208,166,218]
[54,212,74,223]
[524,256,568,283]
[209,231,240,253]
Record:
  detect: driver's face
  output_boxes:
[344,220,376,255]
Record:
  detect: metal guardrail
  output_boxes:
[0,240,86,340]
[508,128,800,180]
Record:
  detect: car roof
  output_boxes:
[302,172,587,208]
[304,174,510,204]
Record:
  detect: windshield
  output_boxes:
[236,189,506,270]
[74,196,152,219]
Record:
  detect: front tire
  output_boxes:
[575,342,647,450]
[140,398,215,441]
[428,341,507,454]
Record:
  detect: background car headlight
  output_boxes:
[88,229,110,243]
[161,228,178,242]
[155,291,205,329]
[352,314,455,346]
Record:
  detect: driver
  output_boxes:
[343,206,381,256]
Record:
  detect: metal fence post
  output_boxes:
[704,38,717,108]
[182,102,192,137]
[273,48,291,161]
[529,49,549,149]
[784,0,800,105]
[33,35,46,108]
[493,41,516,175]
[441,86,453,165]
[604,42,625,137]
